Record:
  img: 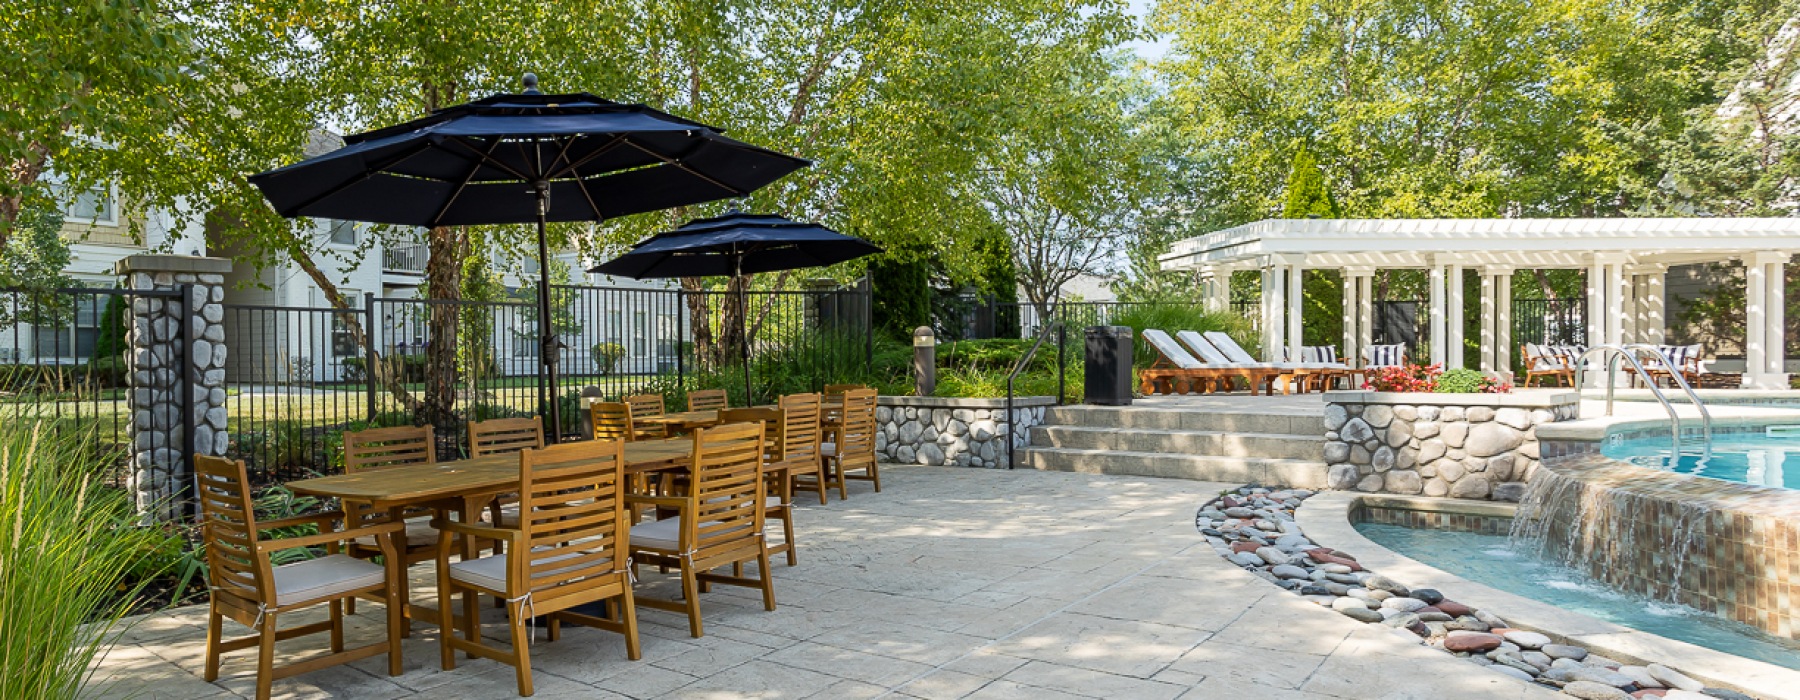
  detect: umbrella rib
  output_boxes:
[545,135,577,180]
[547,136,627,180]
[441,136,534,182]
[428,137,506,228]
[568,161,607,221]
[621,139,748,196]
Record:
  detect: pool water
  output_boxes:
[1355,523,1800,670]
[1602,433,1800,489]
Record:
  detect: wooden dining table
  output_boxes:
[285,437,696,627]
[637,399,847,433]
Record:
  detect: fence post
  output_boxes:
[861,277,873,373]
[676,289,687,387]
[364,292,378,422]
[116,254,232,523]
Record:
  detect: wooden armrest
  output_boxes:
[256,520,401,552]
[623,494,687,510]
[256,510,345,533]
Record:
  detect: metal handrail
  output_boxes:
[1006,319,1064,470]
[1572,344,1713,458]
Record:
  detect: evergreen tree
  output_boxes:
[975,232,1022,338]
[869,253,931,341]
[1281,147,1345,348]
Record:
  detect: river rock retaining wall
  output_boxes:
[1323,391,1580,501]
[875,396,1054,468]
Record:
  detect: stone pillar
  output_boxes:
[116,254,232,522]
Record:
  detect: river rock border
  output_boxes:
[1324,391,1580,501]
[1199,486,1757,700]
[875,396,1053,468]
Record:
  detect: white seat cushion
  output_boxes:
[272,554,385,606]
[353,517,438,549]
[448,547,596,593]
[630,516,683,551]
[820,442,836,457]
[766,495,785,510]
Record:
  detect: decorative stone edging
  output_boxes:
[1199,486,1772,700]
[874,396,1053,468]
[1323,390,1579,501]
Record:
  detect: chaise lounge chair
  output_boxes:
[1198,331,1343,395]
[1169,331,1294,395]
[1138,329,1272,396]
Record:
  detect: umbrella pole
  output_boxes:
[737,253,752,406]
[535,182,561,442]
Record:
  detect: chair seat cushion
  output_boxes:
[630,516,684,551]
[448,547,596,593]
[485,503,522,529]
[273,554,385,606]
[766,495,785,510]
[353,517,439,549]
[821,442,836,457]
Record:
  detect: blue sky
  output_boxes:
[1123,0,1172,62]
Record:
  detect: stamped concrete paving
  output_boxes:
[89,466,1556,699]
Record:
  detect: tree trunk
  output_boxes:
[420,225,464,427]
[1533,269,1556,299]
[681,277,719,369]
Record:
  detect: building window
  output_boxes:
[50,176,118,226]
[633,311,647,356]
[657,313,678,356]
[328,219,357,245]
[32,299,102,362]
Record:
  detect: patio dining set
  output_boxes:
[191,385,881,699]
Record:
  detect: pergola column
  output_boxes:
[1745,251,1790,389]
[1448,263,1466,369]
[1628,265,1667,345]
[1263,258,1286,362]
[1200,266,1229,313]
[1428,261,1447,366]
[1479,266,1513,380]
[1585,254,1630,387]
[1287,258,1304,365]
[1357,273,1374,366]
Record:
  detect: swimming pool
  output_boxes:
[1602,432,1800,489]
[1355,522,1800,670]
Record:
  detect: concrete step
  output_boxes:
[1028,425,1323,461]
[1020,447,1327,489]
[1043,405,1321,436]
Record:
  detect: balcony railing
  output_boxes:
[383,242,428,274]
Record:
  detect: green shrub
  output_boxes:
[1435,368,1485,393]
[0,421,162,699]
[591,342,627,375]
[1110,303,1260,368]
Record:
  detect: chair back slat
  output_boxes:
[832,389,878,468]
[822,384,868,397]
[688,422,766,553]
[344,425,434,472]
[625,393,667,439]
[719,407,781,455]
[470,416,545,457]
[687,388,729,412]
[777,393,823,465]
[517,439,629,595]
[195,455,272,604]
[590,402,635,442]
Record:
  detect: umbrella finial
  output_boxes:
[521,72,541,94]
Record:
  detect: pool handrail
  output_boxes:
[1572,344,1713,458]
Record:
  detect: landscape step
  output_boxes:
[1029,425,1323,461]
[1041,405,1321,435]
[1021,447,1327,490]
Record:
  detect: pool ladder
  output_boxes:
[1572,344,1714,460]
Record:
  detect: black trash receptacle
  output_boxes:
[1084,325,1134,406]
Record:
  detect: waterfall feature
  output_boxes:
[1508,453,1800,642]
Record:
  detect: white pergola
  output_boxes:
[1158,218,1800,389]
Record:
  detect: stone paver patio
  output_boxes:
[89,466,1554,699]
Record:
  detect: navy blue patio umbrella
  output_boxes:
[248,74,809,438]
[591,211,883,401]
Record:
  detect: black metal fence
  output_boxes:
[0,286,186,485]
[931,294,1165,341]
[1513,297,1587,347]
[221,282,871,483]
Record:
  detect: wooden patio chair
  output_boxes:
[195,455,406,700]
[469,417,546,532]
[1520,343,1575,387]
[436,439,641,696]
[624,393,668,440]
[779,393,830,507]
[720,406,795,567]
[626,421,776,638]
[341,425,444,614]
[591,401,636,442]
[821,388,879,499]
[687,388,729,412]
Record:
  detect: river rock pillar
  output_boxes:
[116,254,233,522]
